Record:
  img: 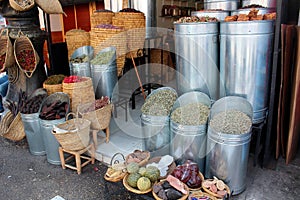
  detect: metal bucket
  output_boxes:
[21,113,45,156]
[242,0,276,8]
[69,46,94,77]
[191,10,230,21]
[141,87,178,157]
[174,22,220,101]
[220,20,275,124]
[91,46,117,99]
[39,92,70,165]
[204,0,240,11]
[205,96,253,195]
[170,91,211,173]
[231,7,276,15]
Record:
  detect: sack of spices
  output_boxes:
[35,0,65,15]
[0,29,14,72]
[14,32,40,78]
[9,0,35,12]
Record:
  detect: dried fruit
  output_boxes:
[16,49,35,71]
[216,180,225,191]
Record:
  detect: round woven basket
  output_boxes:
[65,29,90,59]
[202,179,231,199]
[123,173,153,194]
[152,180,189,200]
[125,150,151,167]
[188,172,205,191]
[9,0,35,12]
[189,190,218,200]
[62,77,95,113]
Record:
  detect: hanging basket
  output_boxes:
[0,111,26,141]
[9,0,35,12]
[14,32,39,78]
[0,29,14,72]
[34,0,64,15]
[52,112,91,151]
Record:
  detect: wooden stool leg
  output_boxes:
[92,130,98,147]
[59,147,66,169]
[91,144,95,164]
[106,127,110,143]
[75,153,82,175]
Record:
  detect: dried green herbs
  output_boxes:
[171,102,209,126]
[70,54,89,63]
[91,50,115,65]
[209,110,252,134]
[141,89,177,116]
[44,74,65,85]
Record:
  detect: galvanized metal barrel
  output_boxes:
[191,10,230,21]
[170,91,211,173]
[174,22,220,101]
[204,0,240,11]
[141,87,178,157]
[21,113,46,156]
[220,20,275,124]
[39,92,70,165]
[69,46,94,77]
[242,0,276,8]
[91,46,117,99]
[231,7,276,16]
[205,96,253,195]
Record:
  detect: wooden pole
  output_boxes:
[130,52,146,100]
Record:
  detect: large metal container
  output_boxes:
[204,0,240,11]
[141,87,177,157]
[242,0,276,8]
[174,22,221,101]
[21,113,46,156]
[231,7,276,16]
[220,20,275,124]
[191,10,230,21]
[69,46,94,78]
[39,92,70,165]
[170,91,211,173]
[205,96,253,195]
[91,47,118,99]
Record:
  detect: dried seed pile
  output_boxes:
[209,110,252,134]
[141,89,177,116]
[44,74,65,85]
[91,50,115,65]
[175,16,218,23]
[171,102,209,126]
[70,54,89,63]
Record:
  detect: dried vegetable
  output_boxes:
[202,177,229,198]
[171,102,209,126]
[141,89,177,116]
[0,53,6,68]
[63,75,86,83]
[175,16,218,23]
[209,110,252,134]
[18,90,47,114]
[39,100,69,120]
[44,74,65,85]
[70,54,89,63]
[80,96,110,113]
[91,50,115,65]
[16,49,35,71]
[225,9,276,21]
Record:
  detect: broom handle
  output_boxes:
[130,52,146,100]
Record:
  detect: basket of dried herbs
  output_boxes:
[43,74,65,95]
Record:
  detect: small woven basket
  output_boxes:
[9,0,35,12]
[43,83,62,95]
[125,150,150,167]
[1,112,25,141]
[65,29,90,59]
[52,113,91,151]
[62,77,95,113]
[0,29,14,71]
[202,179,231,199]
[123,173,153,194]
[104,153,127,182]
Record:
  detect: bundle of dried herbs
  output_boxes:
[141,89,177,116]
[171,102,209,126]
[209,110,252,134]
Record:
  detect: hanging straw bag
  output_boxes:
[9,0,35,12]
[0,29,14,72]
[35,0,65,15]
[14,32,40,78]
[52,113,91,151]
[0,111,25,141]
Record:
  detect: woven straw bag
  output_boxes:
[9,0,35,12]
[62,77,95,113]
[65,29,90,59]
[35,0,64,15]
[14,32,40,78]
[0,111,25,141]
[0,29,14,71]
[52,113,91,151]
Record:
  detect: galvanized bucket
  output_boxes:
[170,91,211,173]
[204,0,240,11]
[231,7,276,16]
[191,10,230,21]
[174,22,220,101]
[141,87,178,157]
[91,46,117,99]
[220,20,275,124]
[242,0,276,8]
[69,46,94,77]
[205,96,253,195]
[21,113,46,156]
[39,92,70,165]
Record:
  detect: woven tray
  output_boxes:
[202,178,231,199]
[152,179,189,200]
[123,173,153,194]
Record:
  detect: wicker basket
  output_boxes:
[90,10,115,28]
[202,179,231,199]
[189,191,218,200]
[152,180,189,200]
[62,77,95,113]
[0,29,14,71]
[43,83,62,95]
[1,112,26,141]
[14,32,40,78]
[65,29,90,59]
[125,150,150,167]
[9,0,34,12]
[52,113,91,151]
[123,173,153,194]
[104,152,127,182]
[188,172,205,191]
[78,103,112,130]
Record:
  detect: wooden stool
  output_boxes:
[59,143,95,174]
